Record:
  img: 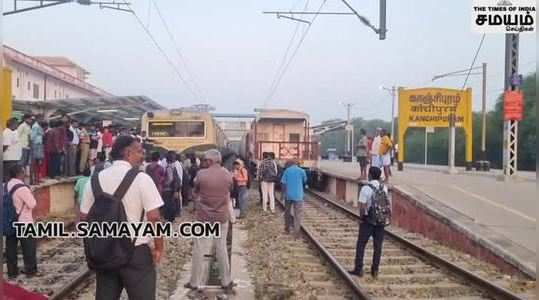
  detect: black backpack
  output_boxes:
[366,182,391,226]
[83,168,143,271]
[2,183,28,237]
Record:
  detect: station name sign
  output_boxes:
[472,0,536,33]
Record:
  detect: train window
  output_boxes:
[149,121,205,138]
[289,133,300,142]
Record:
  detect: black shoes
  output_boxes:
[348,269,364,277]
[222,281,237,293]
[184,282,197,290]
[371,270,379,279]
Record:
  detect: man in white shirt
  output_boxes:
[66,120,80,177]
[80,135,164,300]
[17,114,33,173]
[3,118,22,182]
[370,128,382,168]
[349,167,391,279]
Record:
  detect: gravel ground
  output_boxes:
[243,190,354,300]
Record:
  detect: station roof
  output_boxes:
[13,96,165,127]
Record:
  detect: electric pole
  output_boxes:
[380,86,396,141]
[341,102,355,160]
[503,33,520,179]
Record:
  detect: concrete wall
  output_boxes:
[32,179,76,220]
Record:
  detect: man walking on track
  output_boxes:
[258,152,278,213]
[80,135,164,300]
[349,167,391,279]
[280,159,307,238]
[185,149,236,293]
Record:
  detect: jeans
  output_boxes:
[190,222,231,287]
[5,235,37,276]
[161,190,176,222]
[48,152,62,178]
[284,200,303,235]
[353,222,385,273]
[237,186,248,217]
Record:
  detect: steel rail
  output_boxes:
[306,189,526,300]
[49,267,93,300]
[275,198,372,300]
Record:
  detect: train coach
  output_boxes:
[240,108,320,170]
[141,109,227,154]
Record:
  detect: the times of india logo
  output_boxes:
[472,0,536,33]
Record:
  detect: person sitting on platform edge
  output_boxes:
[349,166,391,279]
[80,135,164,300]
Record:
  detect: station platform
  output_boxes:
[317,160,536,278]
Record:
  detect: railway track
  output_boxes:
[291,189,529,300]
[4,238,92,299]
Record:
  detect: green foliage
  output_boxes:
[320,73,536,170]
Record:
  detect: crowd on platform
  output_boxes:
[356,127,396,182]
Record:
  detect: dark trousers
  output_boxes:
[96,245,156,300]
[237,186,248,218]
[161,191,176,222]
[353,222,385,273]
[48,152,62,178]
[5,235,37,276]
[3,161,18,182]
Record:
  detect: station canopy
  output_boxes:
[13,96,165,127]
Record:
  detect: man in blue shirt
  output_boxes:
[280,159,307,237]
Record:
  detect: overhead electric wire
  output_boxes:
[265,0,310,107]
[462,33,486,89]
[149,0,207,102]
[264,0,327,106]
[122,0,200,101]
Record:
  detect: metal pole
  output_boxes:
[424,127,428,166]
[379,0,386,40]
[390,86,395,141]
[480,62,487,159]
[503,34,519,179]
[448,115,457,174]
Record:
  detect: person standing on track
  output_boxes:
[232,159,249,219]
[258,152,278,213]
[280,159,307,237]
[80,135,164,300]
[349,167,391,279]
[356,128,369,180]
[5,164,38,279]
[161,151,182,222]
[185,149,236,293]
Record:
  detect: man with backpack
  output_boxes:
[80,135,164,300]
[4,164,38,279]
[258,152,278,213]
[349,167,391,279]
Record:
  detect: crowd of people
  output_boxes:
[2,114,152,185]
[3,117,391,297]
[356,127,396,182]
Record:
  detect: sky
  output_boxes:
[1,0,537,124]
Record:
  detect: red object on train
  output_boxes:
[3,282,48,300]
[503,90,524,121]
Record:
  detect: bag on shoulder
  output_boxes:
[2,183,28,236]
[83,168,143,271]
[261,160,278,182]
[366,183,391,226]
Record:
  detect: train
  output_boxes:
[239,108,320,170]
[140,109,228,154]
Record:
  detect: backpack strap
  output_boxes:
[113,168,141,200]
[91,173,104,198]
[9,183,30,216]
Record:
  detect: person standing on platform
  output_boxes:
[30,116,45,184]
[185,149,235,292]
[232,159,249,219]
[17,114,33,179]
[5,164,38,279]
[45,121,62,179]
[379,129,393,183]
[80,135,164,300]
[79,124,91,173]
[101,127,113,160]
[280,159,307,237]
[88,124,99,163]
[65,120,80,177]
[258,152,278,213]
[3,118,22,182]
[356,128,369,180]
[370,128,382,169]
[349,167,391,279]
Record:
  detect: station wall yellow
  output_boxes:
[1,68,12,130]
